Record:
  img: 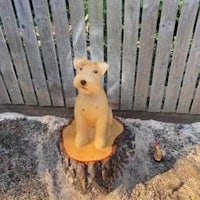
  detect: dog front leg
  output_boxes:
[94,117,108,149]
[75,117,90,147]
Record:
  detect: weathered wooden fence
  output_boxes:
[0,0,200,114]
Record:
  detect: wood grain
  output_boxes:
[88,0,104,61]
[32,0,64,106]
[14,0,51,106]
[0,27,23,104]
[134,0,159,111]
[149,0,178,112]
[120,0,140,110]
[0,0,199,114]
[50,0,76,107]
[190,83,200,114]
[0,75,10,104]
[163,0,199,112]
[177,14,200,113]
[0,0,36,105]
[68,0,87,57]
[107,0,122,109]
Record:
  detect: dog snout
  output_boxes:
[80,80,87,86]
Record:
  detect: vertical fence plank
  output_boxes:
[68,0,87,57]
[107,0,122,109]
[14,0,51,106]
[0,28,23,104]
[163,0,199,112]
[177,15,200,113]
[149,0,178,112]
[0,0,200,113]
[88,0,104,61]
[0,75,10,104]
[88,0,104,86]
[190,82,200,114]
[120,0,140,110]
[0,0,37,105]
[134,0,159,111]
[191,80,200,115]
[32,0,64,106]
[50,0,76,107]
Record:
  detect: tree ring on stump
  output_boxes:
[61,118,135,194]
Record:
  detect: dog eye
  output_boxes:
[93,70,98,74]
[79,67,83,71]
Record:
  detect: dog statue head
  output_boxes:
[73,57,108,95]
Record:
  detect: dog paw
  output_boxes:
[75,135,89,147]
[94,139,106,149]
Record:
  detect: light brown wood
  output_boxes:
[62,118,123,162]
[61,118,135,194]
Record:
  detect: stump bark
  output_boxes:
[61,118,135,194]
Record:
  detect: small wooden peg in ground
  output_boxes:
[153,140,166,162]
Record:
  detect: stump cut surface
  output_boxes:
[62,118,124,162]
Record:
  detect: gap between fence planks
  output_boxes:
[149,0,178,112]
[0,28,23,104]
[0,0,36,105]
[134,0,159,111]
[31,0,64,106]
[120,0,140,110]
[13,0,51,106]
[107,0,122,110]
[163,0,199,112]
[50,0,76,107]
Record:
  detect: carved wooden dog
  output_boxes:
[73,57,113,149]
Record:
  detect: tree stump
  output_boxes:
[61,118,135,194]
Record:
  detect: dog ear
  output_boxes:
[97,62,109,76]
[73,57,87,69]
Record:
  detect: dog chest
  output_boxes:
[75,95,109,125]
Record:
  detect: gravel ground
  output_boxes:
[0,113,200,200]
